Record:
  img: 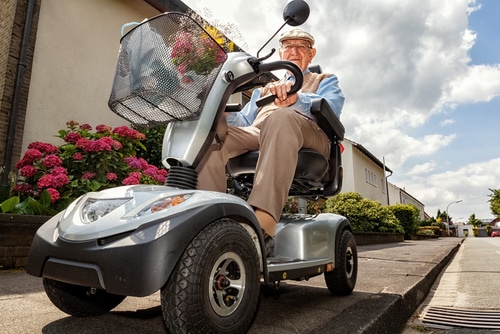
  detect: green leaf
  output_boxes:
[0,196,20,213]
[89,180,102,192]
[38,190,52,208]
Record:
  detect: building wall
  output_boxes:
[22,0,160,151]
[341,140,388,205]
[388,182,425,220]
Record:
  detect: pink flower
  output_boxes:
[79,124,92,131]
[50,167,67,176]
[122,176,140,185]
[37,175,54,189]
[73,152,84,160]
[124,157,142,170]
[112,140,122,150]
[113,126,145,140]
[96,124,112,133]
[51,173,70,188]
[22,149,43,164]
[19,165,38,178]
[27,142,58,155]
[64,132,82,144]
[42,154,63,168]
[46,188,60,203]
[106,172,117,181]
[11,183,34,195]
[82,171,96,180]
[138,158,149,170]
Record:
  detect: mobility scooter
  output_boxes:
[27,1,357,332]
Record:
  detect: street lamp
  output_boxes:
[446,200,462,236]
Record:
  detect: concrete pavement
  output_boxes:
[0,238,462,334]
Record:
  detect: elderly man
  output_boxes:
[197,28,345,255]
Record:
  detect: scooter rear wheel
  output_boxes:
[324,229,358,295]
[161,218,260,334]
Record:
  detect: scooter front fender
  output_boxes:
[26,189,262,297]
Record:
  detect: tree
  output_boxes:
[488,188,500,218]
[468,213,482,228]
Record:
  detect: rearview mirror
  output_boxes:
[283,0,310,26]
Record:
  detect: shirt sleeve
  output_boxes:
[225,89,261,127]
[290,74,345,119]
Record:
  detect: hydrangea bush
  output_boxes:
[1,121,167,215]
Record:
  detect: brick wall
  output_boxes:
[0,0,40,176]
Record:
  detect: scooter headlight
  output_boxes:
[81,198,132,224]
[137,194,192,217]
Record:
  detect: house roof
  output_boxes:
[345,139,393,173]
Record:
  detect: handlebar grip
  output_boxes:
[256,95,277,108]
[254,60,303,108]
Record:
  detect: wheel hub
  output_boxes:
[209,252,246,316]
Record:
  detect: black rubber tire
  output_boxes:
[43,278,126,316]
[161,219,260,334]
[324,229,358,295]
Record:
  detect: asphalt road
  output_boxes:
[1,238,462,334]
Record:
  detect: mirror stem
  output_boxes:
[256,19,291,58]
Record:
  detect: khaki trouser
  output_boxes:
[197,107,330,222]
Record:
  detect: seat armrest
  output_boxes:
[310,98,345,142]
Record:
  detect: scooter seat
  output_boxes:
[226,148,328,183]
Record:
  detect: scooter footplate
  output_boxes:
[266,258,332,282]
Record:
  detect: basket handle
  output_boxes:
[121,22,141,36]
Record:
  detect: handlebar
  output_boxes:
[254,60,304,107]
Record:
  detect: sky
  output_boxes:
[182,0,500,222]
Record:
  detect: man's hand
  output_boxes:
[266,81,298,107]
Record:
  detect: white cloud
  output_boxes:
[447,64,500,103]
[440,119,455,126]
[407,162,437,175]
[182,0,498,219]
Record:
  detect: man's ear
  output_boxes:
[309,48,317,62]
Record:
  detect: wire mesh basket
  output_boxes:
[108,13,227,127]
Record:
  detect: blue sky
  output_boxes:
[183,0,500,222]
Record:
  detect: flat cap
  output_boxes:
[279,28,315,46]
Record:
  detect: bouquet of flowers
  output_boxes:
[171,25,233,76]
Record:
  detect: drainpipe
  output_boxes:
[2,0,36,187]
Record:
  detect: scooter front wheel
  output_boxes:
[161,218,260,334]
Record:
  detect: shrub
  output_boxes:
[390,204,421,239]
[416,228,435,236]
[418,226,440,236]
[1,121,167,215]
[133,125,167,169]
[324,192,403,233]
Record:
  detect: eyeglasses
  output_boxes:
[280,43,312,52]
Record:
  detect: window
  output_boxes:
[365,168,377,187]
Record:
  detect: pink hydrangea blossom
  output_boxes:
[96,124,112,133]
[27,142,58,155]
[79,124,92,131]
[64,132,82,144]
[106,172,117,181]
[19,165,38,178]
[42,154,63,168]
[46,188,60,203]
[37,174,54,189]
[73,152,84,160]
[82,171,96,180]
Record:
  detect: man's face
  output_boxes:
[279,39,317,71]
